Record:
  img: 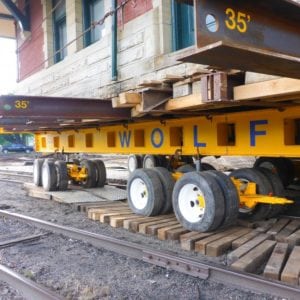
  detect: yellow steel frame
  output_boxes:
[34,105,300,157]
[67,164,88,182]
[232,178,294,209]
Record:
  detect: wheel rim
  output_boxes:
[130,178,149,210]
[178,183,205,223]
[42,166,49,187]
[128,156,137,172]
[33,163,39,183]
[144,157,155,168]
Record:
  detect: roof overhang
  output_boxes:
[0,2,15,38]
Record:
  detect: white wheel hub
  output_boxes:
[42,165,49,187]
[130,178,149,210]
[144,157,155,168]
[178,183,205,223]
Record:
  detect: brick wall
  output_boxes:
[117,0,152,26]
[17,0,44,81]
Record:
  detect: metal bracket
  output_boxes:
[1,0,30,31]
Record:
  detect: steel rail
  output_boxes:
[0,210,299,299]
[0,263,63,300]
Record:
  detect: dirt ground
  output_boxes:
[0,153,282,299]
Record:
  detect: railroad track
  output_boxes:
[0,210,299,299]
[0,232,62,300]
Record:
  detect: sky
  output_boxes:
[0,38,17,95]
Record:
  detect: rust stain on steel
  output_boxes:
[0,95,131,119]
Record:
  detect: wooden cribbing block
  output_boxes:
[87,206,128,219]
[281,246,300,285]
[125,216,173,232]
[119,92,142,105]
[275,220,300,242]
[228,234,271,264]
[158,224,183,240]
[286,229,300,246]
[231,240,276,273]
[232,231,260,249]
[263,243,289,281]
[146,220,179,235]
[195,227,240,255]
[110,215,140,228]
[166,227,189,241]
[180,231,201,242]
[100,210,132,223]
[267,219,290,236]
[206,228,252,257]
[237,219,255,228]
[255,219,277,233]
[181,232,215,251]
[139,218,177,234]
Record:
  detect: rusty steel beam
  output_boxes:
[0,95,131,119]
[182,0,300,78]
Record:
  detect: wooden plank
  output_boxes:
[100,210,132,224]
[158,224,183,240]
[181,232,215,251]
[206,228,252,257]
[131,104,145,118]
[166,227,189,241]
[286,229,300,246]
[228,234,271,265]
[255,219,278,233]
[90,212,101,221]
[146,220,179,235]
[165,94,204,111]
[263,243,289,281]
[112,97,135,108]
[267,218,290,236]
[138,217,177,234]
[195,227,241,255]
[28,189,52,200]
[232,231,260,249]
[125,216,173,232]
[119,92,142,105]
[179,231,201,242]
[236,219,256,228]
[87,206,128,219]
[110,214,140,228]
[161,74,185,83]
[234,78,300,101]
[231,240,276,273]
[275,220,300,242]
[281,246,300,285]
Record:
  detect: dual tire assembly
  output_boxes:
[33,158,107,191]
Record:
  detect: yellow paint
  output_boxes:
[225,8,250,33]
[33,105,300,158]
[198,195,206,209]
[67,164,87,182]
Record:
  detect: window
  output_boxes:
[53,0,67,63]
[83,0,105,47]
[172,0,195,51]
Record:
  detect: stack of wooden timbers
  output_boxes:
[112,72,300,117]
[81,200,300,286]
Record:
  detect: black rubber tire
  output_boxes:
[230,168,273,221]
[94,159,107,187]
[33,158,44,186]
[200,163,216,171]
[143,155,158,168]
[156,155,169,168]
[176,164,196,173]
[55,160,69,191]
[152,167,175,214]
[42,160,57,191]
[206,170,239,228]
[128,154,143,173]
[80,160,97,188]
[172,171,225,232]
[256,167,285,217]
[127,169,164,216]
[254,157,294,187]
[181,156,194,165]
